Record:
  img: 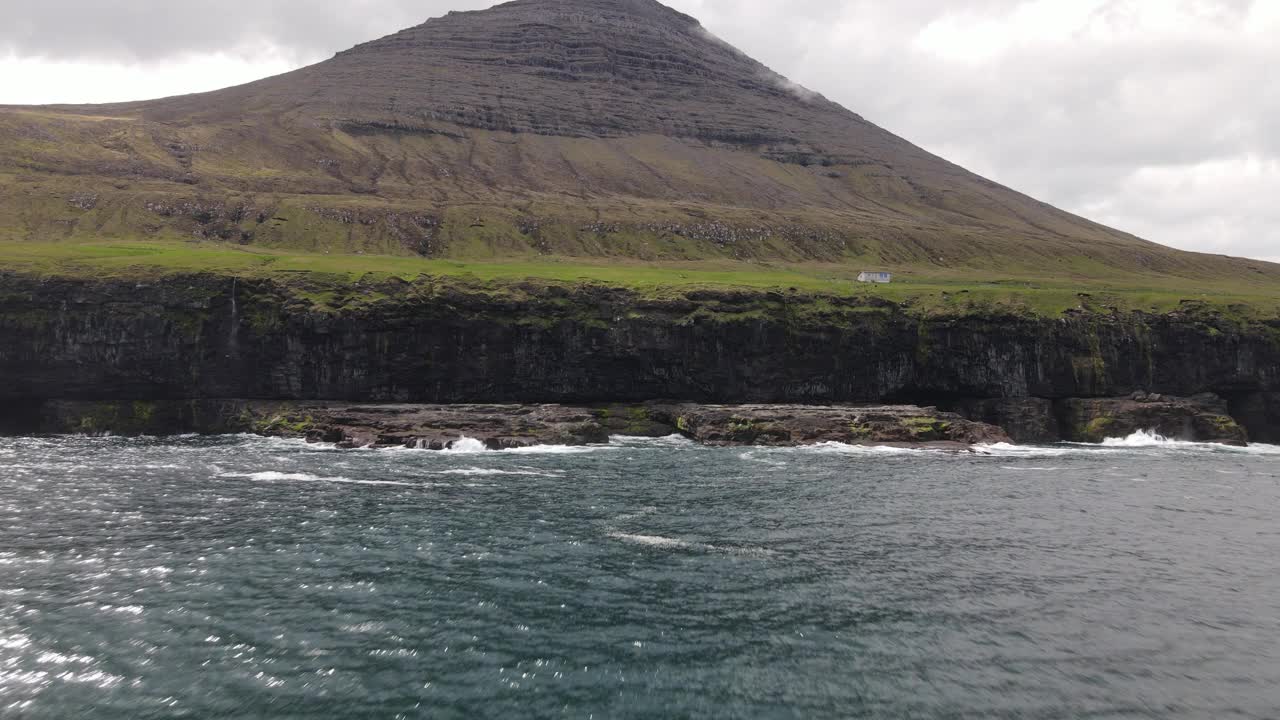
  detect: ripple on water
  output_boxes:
[2,434,1280,718]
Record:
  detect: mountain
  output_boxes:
[0,0,1274,282]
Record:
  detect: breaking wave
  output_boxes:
[440,437,490,453]
[1102,429,1180,447]
[1099,430,1280,455]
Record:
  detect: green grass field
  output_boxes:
[3,239,1278,318]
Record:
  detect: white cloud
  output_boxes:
[913,0,1109,63]
[1079,155,1280,260]
[0,52,300,105]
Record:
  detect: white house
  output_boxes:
[857,271,892,284]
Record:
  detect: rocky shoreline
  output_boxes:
[12,394,1253,449]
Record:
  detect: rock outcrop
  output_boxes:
[290,403,614,449]
[648,404,1010,446]
[26,399,1010,449]
[1056,393,1249,446]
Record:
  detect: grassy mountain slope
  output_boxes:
[0,0,1277,304]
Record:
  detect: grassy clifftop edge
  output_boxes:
[2,238,1279,321]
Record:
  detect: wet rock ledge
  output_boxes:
[22,400,1011,449]
[10,392,1256,448]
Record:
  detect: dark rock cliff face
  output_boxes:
[1,273,1277,441]
[1230,392,1280,444]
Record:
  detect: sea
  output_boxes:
[2,431,1279,719]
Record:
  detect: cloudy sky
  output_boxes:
[2,0,1277,262]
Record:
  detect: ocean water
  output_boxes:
[2,433,1280,719]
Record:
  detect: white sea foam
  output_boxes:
[229,434,341,452]
[795,442,937,455]
[751,442,1038,460]
[234,433,609,455]
[738,450,789,466]
[1238,444,1280,455]
[608,532,775,557]
[610,532,695,549]
[431,467,562,477]
[1101,430,1180,447]
[502,444,611,455]
[244,471,352,483]
[974,433,1280,457]
[973,443,1073,458]
[442,437,490,454]
[1098,430,1280,454]
[227,471,419,488]
[434,437,612,455]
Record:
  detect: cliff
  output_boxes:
[2,272,1276,443]
[3,0,1277,447]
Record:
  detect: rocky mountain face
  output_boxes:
[0,274,1274,444]
[134,0,858,146]
[123,0,1142,236]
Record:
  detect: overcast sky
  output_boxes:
[2,0,1277,262]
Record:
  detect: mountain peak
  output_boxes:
[360,0,702,54]
[486,0,700,23]
[138,0,837,147]
[342,0,705,65]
